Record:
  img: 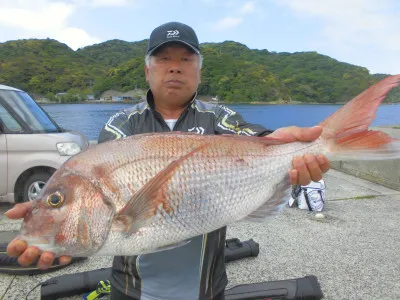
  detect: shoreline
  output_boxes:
[37,100,400,106]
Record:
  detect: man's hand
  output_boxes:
[269,126,330,186]
[5,202,72,270]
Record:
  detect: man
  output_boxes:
[6,22,330,299]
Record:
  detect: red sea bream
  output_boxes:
[17,75,400,257]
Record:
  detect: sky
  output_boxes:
[0,0,399,75]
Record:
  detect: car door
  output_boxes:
[0,105,9,196]
[0,102,24,197]
[0,131,6,196]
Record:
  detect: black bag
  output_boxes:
[224,238,259,262]
[39,238,260,299]
[40,268,323,300]
[225,275,324,300]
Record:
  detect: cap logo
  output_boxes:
[166,30,179,38]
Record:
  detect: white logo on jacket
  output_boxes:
[188,127,205,135]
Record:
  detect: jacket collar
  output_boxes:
[146,89,198,110]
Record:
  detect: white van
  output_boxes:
[0,84,89,203]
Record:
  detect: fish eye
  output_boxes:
[47,191,65,208]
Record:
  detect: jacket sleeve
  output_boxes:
[214,105,274,136]
[97,110,133,144]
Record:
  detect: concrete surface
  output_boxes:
[0,169,399,300]
[331,125,400,191]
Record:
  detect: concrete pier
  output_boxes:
[330,125,400,191]
[0,168,399,300]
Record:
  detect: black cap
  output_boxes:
[146,22,200,55]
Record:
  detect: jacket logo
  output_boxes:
[167,30,179,38]
[188,127,205,135]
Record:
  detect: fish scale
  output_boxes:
[96,140,320,256]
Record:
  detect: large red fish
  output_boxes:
[17,75,400,256]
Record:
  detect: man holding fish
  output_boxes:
[6,21,399,300]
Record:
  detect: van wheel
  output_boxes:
[22,172,52,202]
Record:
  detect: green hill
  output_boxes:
[0,38,398,103]
[76,39,148,67]
[0,38,105,97]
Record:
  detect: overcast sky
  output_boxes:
[0,0,399,75]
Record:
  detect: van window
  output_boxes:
[0,103,23,132]
[0,90,59,133]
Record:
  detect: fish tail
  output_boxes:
[318,74,400,161]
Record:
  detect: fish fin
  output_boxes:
[327,130,400,161]
[242,174,292,222]
[147,240,191,254]
[318,75,400,161]
[114,159,183,233]
[114,142,211,234]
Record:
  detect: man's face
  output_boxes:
[145,43,201,104]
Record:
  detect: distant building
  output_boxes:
[55,92,68,98]
[100,89,144,103]
[100,90,120,101]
